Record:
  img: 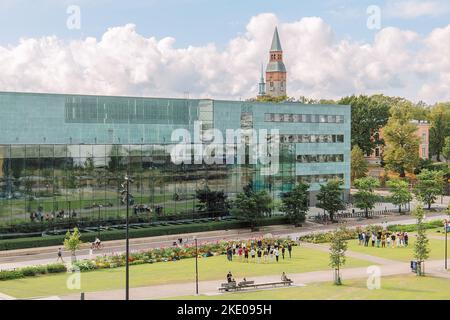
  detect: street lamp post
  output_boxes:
[194,236,199,295]
[121,175,133,300]
[445,219,448,270]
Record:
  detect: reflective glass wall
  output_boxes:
[0,144,297,225]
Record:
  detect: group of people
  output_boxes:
[30,209,78,222]
[357,230,409,248]
[225,239,294,263]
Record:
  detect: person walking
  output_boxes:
[281,246,286,260]
[371,232,376,247]
[257,248,262,263]
[244,247,249,262]
[56,248,64,263]
[250,248,256,263]
[263,248,268,263]
[274,248,279,262]
[404,232,409,246]
[391,232,396,248]
[381,233,386,248]
[287,243,292,258]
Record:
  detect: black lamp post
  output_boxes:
[445,218,448,270]
[121,175,133,300]
[194,236,199,295]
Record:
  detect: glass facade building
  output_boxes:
[0,92,350,225]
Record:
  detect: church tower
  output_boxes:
[265,27,287,97]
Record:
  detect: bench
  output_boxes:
[218,280,292,292]
[219,281,237,291]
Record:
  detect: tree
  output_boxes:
[414,169,445,210]
[280,182,309,227]
[413,206,430,276]
[316,179,346,221]
[338,95,390,155]
[329,224,348,285]
[383,102,420,177]
[353,177,380,218]
[232,190,272,231]
[387,179,412,213]
[443,136,450,161]
[195,185,230,219]
[428,103,450,162]
[351,146,368,183]
[64,227,83,262]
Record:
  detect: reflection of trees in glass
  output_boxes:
[107,145,125,172]
[195,185,230,218]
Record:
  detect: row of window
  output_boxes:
[296,154,344,163]
[268,134,344,144]
[265,113,344,124]
[297,173,344,184]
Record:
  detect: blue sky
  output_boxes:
[0,0,449,103]
[1,0,449,47]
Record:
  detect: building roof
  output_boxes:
[266,61,287,73]
[270,27,283,52]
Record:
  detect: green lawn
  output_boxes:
[0,246,371,299]
[345,236,447,262]
[170,275,450,300]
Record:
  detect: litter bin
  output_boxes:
[410,261,417,273]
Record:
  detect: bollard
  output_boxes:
[80,292,85,300]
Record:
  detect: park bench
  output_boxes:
[219,281,237,291]
[218,280,292,292]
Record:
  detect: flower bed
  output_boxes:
[0,237,295,281]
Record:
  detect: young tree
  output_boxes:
[443,136,450,161]
[329,224,348,285]
[353,177,380,218]
[428,103,450,162]
[280,182,309,227]
[351,145,368,183]
[383,102,420,177]
[64,227,83,262]
[413,206,430,276]
[387,179,412,213]
[414,169,445,210]
[232,190,272,231]
[316,179,346,221]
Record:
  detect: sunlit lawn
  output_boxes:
[345,236,446,262]
[0,246,371,299]
[170,275,450,300]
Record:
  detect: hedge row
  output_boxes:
[0,216,289,251]
[387,220,444,232]
[0,263,66,281]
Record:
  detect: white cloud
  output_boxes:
[0,13,449,104]
[385,0,450,19]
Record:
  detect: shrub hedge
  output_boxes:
[387,220,444,232]
[0,263,67,281]
[0,216,289,251]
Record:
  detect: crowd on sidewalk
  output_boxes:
[357,230,409,248]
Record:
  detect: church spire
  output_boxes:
[270,27,283,52]
[258,63,266,96]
